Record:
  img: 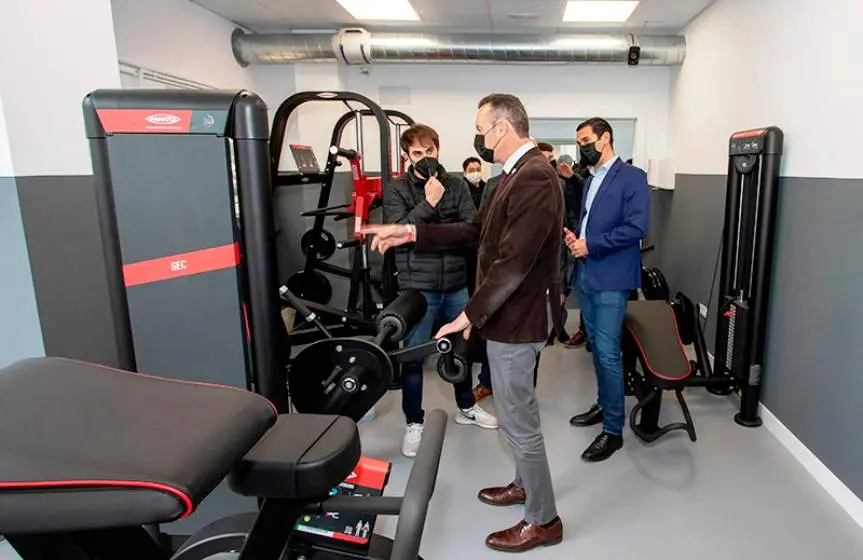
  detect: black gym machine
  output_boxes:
[622,126,783,442]
[0,89,474,560]
[272,92,413,345]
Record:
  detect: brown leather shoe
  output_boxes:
[477,483,526,506]
[563,328,587,348]
[486,517,563,553]
[473,384,492,402]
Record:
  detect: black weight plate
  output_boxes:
[300,229,337,262]
[286,270,332,305]
[289,337,393,422]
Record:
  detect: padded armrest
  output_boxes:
[229,414,360,501]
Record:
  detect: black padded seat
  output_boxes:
[625,300,692,387]
[229,414,360,501]
[0,357,277,535]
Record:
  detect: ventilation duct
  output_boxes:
[231,28,686,67]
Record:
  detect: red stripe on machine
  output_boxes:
[123,243,240,287]
[731,129,765,139]
[97,109,193,134]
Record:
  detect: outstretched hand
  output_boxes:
[360,224,413,254]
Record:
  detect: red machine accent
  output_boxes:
[345,154,383,238]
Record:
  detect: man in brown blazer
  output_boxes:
[362,93,564,553]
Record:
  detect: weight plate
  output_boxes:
[286,270,332,305]
[300,229,337,262]
[289,337,393,422]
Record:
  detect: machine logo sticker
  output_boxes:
[145,113,182,125]
[202,114,216,128]
[96,109,193,133]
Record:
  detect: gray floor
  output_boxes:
[3,314,863,559]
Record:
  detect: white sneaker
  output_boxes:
[456,404,499,429]
[401,423,424,457]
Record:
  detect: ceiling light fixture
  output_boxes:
[335,0,420,21]
[563,1,640,23]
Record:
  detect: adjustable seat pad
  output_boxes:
[0,357,277,535]
[229,414,360,501]
[625,301,692,384]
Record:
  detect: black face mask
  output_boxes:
[474,134,495,164]
[579,142,602,167]
[413,157,441,181]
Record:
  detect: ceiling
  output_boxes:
[192,0,714,34]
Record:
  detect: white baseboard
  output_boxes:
[759,404,863,529]
[705,351,862,528]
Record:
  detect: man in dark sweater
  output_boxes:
[383,124,497,458]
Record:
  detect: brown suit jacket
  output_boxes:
[415,148,564,343]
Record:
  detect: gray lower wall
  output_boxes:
[0,176,45,368]
[16,175,119,367]
[655,173,863,501]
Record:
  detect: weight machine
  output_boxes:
[622,126,783,442]
[68,89,469,558]
[271,92,414,345]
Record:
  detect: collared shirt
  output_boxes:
[503,142,536,174]
[579,155,619,238]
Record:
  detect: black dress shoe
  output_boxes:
[569,403,603,427]
[581,432,623,462]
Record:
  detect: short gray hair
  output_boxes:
[478,93,530,137]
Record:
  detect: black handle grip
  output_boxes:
[330,146,358,160]
[337,238,362,249]
[435,335,470,384]
[278,286,334,339]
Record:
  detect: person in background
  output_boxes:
[462,156,486,210]
[383,124,497,458]
[363,94,564,552]
[556,154,590,349]
[535,143,577,346]
[462,156,486,296]
[564,117,650,462]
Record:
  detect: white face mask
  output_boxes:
[465,171,482,184]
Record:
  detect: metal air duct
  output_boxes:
[231,28,686,67]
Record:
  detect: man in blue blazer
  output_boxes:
[563,118,650,462]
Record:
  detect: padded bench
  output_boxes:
[623,300,697,442]
[0,357,360,544]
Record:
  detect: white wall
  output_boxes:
[256,63,672,174]
[350,64,671,173]
[111,0,252,90]
[669,0,862,178]
[0,0,121,176]
[0,99,13,176]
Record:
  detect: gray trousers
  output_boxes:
[486,338,558,525]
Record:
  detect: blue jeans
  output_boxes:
[402,288,476,424]
[574,267,629,436]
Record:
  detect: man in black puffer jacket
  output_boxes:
[384,124,498,458]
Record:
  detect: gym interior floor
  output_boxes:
[2,312,862,559]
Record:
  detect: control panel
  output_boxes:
[729,129,766,156]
